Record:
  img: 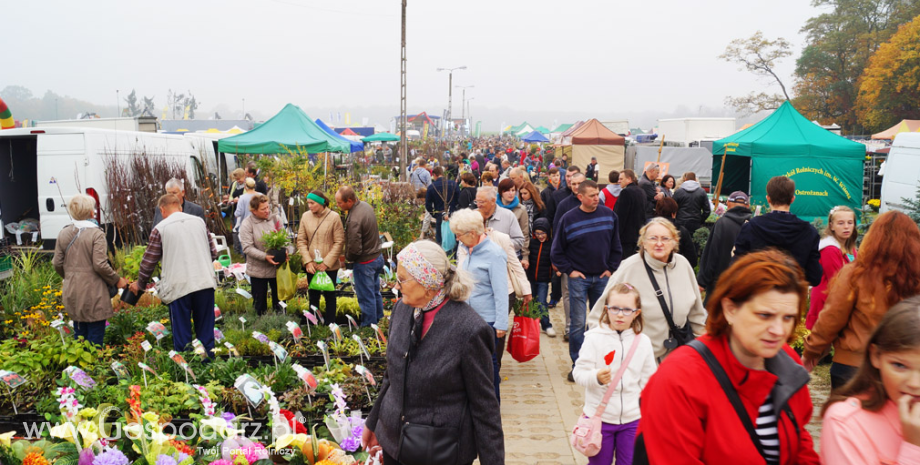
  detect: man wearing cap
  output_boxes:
[696,191,752,304]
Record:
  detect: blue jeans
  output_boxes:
[530,280,552,330]
[568,274,609,364]
[354,254,385,326]
[168,288,216,356]
[74,320,106,346]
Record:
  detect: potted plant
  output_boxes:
[261,229,291,264]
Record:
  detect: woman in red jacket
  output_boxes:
[805,206,857,329]
[634,250,819,465]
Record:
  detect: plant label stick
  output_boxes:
[214,306,222,321]
[287,321,303,342]
[329,323,342,343]
[223,342,240,357]
[370,324,387,345]
[345,315,358,331]
[0,371,26,415]
[311,305,324,325]
[316,341,330,371]
[352,334,370,364]
[239,316,247,331]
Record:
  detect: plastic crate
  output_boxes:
[0,255,11,281]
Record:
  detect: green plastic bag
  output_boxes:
[309,270,336,292]
[277,262,296,301]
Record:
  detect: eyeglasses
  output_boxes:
[395,275,413,287]
[605,305,639,316]
[645,236,674,244]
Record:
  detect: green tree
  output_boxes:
[793,0,920,132]
[856,15,920,132]
[719,31,792,115]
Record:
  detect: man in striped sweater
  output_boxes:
[551,180,623,381]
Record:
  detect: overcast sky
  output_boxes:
[4,0,821,129]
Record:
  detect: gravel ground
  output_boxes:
[807,364,832,452]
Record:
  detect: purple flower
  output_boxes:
[79,448,95,465]
[221,412,236,424]
[175,452,189,464]
[339,436,360,452]
[93,449,129,465]
[155,454,177,465]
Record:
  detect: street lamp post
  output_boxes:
[455,85,474,138]
[437,66,466,141]
[467,97,475,138]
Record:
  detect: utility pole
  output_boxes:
[467,97,475,137]
[399,0,408,181]
[455,85,473,138]
[437,66,466,141]
[116,90,120,118]
[242,98,246,119]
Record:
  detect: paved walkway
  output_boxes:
[498,304,588,465]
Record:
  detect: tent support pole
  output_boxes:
[713,154,727,209]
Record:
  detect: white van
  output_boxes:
[181,133,239,192]
[0,127,207,249]
[880,133,920,213]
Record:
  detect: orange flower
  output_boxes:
[23,452,49,465]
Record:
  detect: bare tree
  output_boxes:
[720,31,792,115]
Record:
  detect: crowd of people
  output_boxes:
[52,136,920,464]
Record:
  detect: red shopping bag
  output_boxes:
[507,315,541,363]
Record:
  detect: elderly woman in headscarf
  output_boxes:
[362,241,505,465]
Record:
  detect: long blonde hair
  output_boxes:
[823,205,857,253]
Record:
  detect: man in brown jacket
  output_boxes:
[336,186,384,326]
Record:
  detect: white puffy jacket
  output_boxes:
[572,326,657,424]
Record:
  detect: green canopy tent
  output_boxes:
[534,126,551,134]
[218,103,352,154]
[361,132,400,142]
[712,101,866,221]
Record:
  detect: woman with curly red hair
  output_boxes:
[803,211,920,389]
[634,249,819,464]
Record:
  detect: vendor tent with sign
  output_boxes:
[218,104,352,154]
[564,119,626,176]
[712,101,865,220]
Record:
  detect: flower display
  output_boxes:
[155,454,177,465]
[23,452,50,465]
[93,449,129,465]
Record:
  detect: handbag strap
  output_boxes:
[61,227,86,261]
[688,340,768,462]
[642,258,680,339]
[593,333,643,417]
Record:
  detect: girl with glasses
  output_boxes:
[573,283,657,465]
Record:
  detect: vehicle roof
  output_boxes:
[0,127,186,140]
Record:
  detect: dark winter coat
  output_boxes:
[540,185,557,224]
[458,186,477,210]
[697,206,751,295]
[733,211,822,286]
[672,180,711,232]
[526,218,553,283]
[638,173,659,218]
[613,183,647,257]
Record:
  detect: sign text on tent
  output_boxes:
[784,166,854,200]
[724,142,739,153]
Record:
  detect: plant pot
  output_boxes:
[269,248,287,264]
[121,287,143,306]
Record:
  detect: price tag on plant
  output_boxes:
[141,340,152,353]
[235,288,252,299]
[291,364,318,394]
[329,323,342,343]
[311,305,324,324]
[63,366,96,390]
[192,339,207,358]
[252,331,270,344]
[234,374,265,408]
[146,322,169,341]
[371,323,387,345]
[355,365,377,386]
[214,306,222,321]
[278,301,287,309]
[345,314,358,331]
[137,362,158,376]
[168,350,188,366]
[316,341,330,371]
[286,321,303,341]
[303,310,317,325]
[268,341,288,363]
[0,370,27,389]
[214,328,225,342]
[352,334,371,359]
[111,361,130,380]
[223,342,240,357]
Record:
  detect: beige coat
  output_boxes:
[509,205,531,258]
[52,224,120,322]
[457,229,531,297]
[240,213,283,279]
[296,208,345,271]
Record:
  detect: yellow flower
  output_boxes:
[142,412,160,423]
[49,424,75,443]
[77,421,99,448]
[0,431,15,447]
[79,408,98,419]
[274,433,309,450]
